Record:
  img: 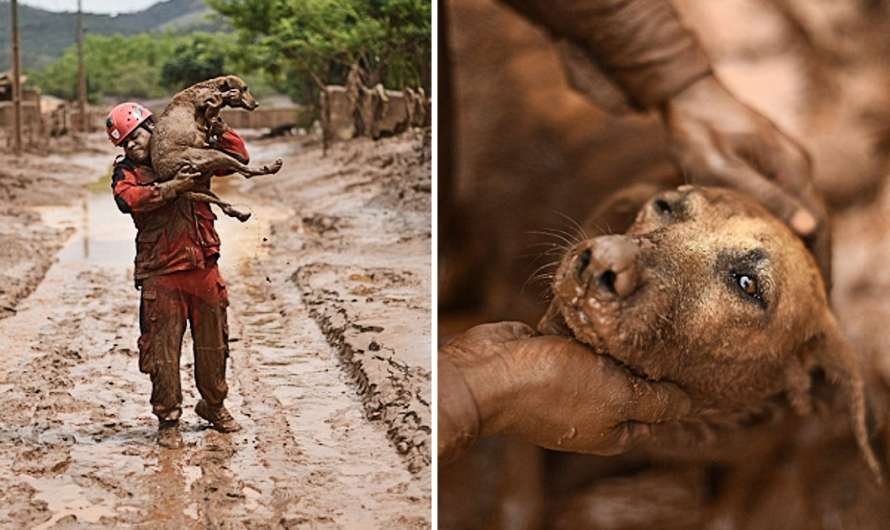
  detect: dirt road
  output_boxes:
[0,129,431,529]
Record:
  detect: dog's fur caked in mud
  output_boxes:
[441,185,890,530]
[151,75,283,181]
[543,185,882,474]
[150,75,284,221]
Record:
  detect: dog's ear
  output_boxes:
[791,313,884,484]
[223,76,241,91]
[212,76,234,92]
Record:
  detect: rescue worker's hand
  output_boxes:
[660,74,831,285]
[157,164,201,200]
[440,322,691,458]
[208,117,230,147]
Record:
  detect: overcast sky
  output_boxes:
[18,0,163,15]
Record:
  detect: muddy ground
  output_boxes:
[0,127,431,529]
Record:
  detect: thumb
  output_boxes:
[700,162,817,238]
[623,378,692,424]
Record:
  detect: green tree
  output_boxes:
[31,30,282,104]
[32,33,179,101]
[159,32,229,91]
[206,0,431,106]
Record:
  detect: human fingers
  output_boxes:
[615,375,691,424]
[442,322,540,432]
[663,75,823,238]
[563,350,691,426]
[461,321,536,346]
[172,163,202,181]
[667,134,814,238]
[734,134,832,283]
[506,340,686,446]
[732,128,826,235]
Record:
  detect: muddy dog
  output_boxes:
[441,185,890,529]
[150,75,284,221]
[546,185,864,418]
[541,185,886,523]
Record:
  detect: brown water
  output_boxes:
[31,174,291,277]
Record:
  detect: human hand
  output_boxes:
[208,116,230,145]
[442,322,691,456]
[660,75,831,284]
[173,163,201,181]
[157,164,201,199]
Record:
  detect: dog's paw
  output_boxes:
[264,159,284,174]
[204,93,224,109]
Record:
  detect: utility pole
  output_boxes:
[10,0,22,155]
[77,0,87,133]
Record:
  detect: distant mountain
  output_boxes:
[0,0,220,72]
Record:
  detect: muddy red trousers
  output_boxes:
[137,265,229,422]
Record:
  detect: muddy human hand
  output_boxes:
[440,322,691,461]
[173,163,202,181]
[208,117,230,146]
[158,164,201,200]
[660,74,831,285]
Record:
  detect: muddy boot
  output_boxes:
[158,420,184,449]
[195,399,242,433]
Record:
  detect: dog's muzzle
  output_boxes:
[574,235,639,298]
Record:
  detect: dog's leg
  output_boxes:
[180,190,251,223]
[178,148,284,179]
[237,158,284,178]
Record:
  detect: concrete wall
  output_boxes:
[322,83,431,144]
[219,106,306,131]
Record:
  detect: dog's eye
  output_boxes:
[653,198,672,215]
[737,274,758,297]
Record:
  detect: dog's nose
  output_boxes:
[575,235,639,297]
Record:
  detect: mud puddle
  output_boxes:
[29,173,291,276]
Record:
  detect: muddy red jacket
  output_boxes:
[112,130,249,280]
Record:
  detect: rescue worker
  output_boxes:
[106,102,244,449]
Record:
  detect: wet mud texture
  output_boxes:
[0,130,430,529]
[249,130,432,473]
[0,151,98,321]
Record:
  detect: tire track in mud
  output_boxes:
[218,258,431,529]
[246,130,433,478]
[0,132,431,528]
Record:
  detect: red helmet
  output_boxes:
[105,102,152,145]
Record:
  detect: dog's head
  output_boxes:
[216,75,259,111]
[545,185,880,476]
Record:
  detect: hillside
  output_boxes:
[0,0,219,72]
